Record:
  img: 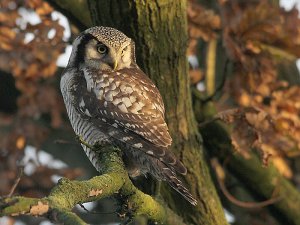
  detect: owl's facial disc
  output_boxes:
[82,35,133,71]
[120,44,132,65]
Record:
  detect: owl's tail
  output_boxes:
[159,160,197,206]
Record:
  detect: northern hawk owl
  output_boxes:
[60,26,197,205]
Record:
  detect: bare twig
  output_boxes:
[54,139,78,145]
[198,108,239,127]
[78,203,116,215]
[7,167,23,198]
[198,117,221,127]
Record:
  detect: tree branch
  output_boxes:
[200,120,300,225]
[0,146,180,224]
[47,0,92,29]
[205,39,217,96]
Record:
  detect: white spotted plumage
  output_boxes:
[60,26,197,205]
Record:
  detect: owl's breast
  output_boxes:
[61,68,108,145]
[82,67,165,117]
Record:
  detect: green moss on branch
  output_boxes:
[0,146,176,224]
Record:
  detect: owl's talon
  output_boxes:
[76,135,94,149]
[76,136,119,155]
[98,144,121,155]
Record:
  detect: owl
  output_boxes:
[60,26,197,206]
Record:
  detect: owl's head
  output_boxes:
[68,26,136,71]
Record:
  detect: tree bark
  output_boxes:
[86,1,227,224]
[50,0,228,224]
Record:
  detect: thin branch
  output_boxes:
[7,167,23,198]
[259,43,297,61]
[211,158,281,209]
[205,39,217,96]
[198,117,221,128]
[198,108,238,127]
[54,139,78,145]
[51,208,87,225]
[79,203,116,215]
[46,0,91,29]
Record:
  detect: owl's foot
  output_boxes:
[76,135,120,154]
[100,144,121,154]
[76,135,94,149]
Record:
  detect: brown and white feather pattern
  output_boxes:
[80,66,187,174]
[60,26,197,205]
[62,67,196,205]
[83,66,171,147]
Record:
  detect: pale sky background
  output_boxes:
[1,1,300,225]
[280,0,300,73]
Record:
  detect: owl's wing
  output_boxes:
[72,67,186,175]
[84,67,172,148]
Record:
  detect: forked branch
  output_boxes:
[0,146,181,225]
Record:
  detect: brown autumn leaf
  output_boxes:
[16,136,26,150]
[29,201,49,216]
[187,0,220,42]
[189,68,204,84]
[217,108,261,158]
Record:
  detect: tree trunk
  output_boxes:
[50,0,228,224]
[88,1,227,224]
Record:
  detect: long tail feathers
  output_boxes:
[160,163,197,206]
[112,130,197,205]
[159,150,187,175]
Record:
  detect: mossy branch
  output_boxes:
[199,118,300,225]
[0,146,183,225]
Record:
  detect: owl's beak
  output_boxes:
[113,61,118,70]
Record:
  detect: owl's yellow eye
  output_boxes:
[97,45,108,54]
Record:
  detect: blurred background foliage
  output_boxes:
[1,0,300,224]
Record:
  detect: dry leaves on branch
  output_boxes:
[0,0,66,128]
[214,1,300,179]
[187,0,220,47]
[0,0,66,79]
[227,63,300,168]
[218,107,293,178]
[0,0,74,198]
[220,0,300,72]
[187,0,221,84]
